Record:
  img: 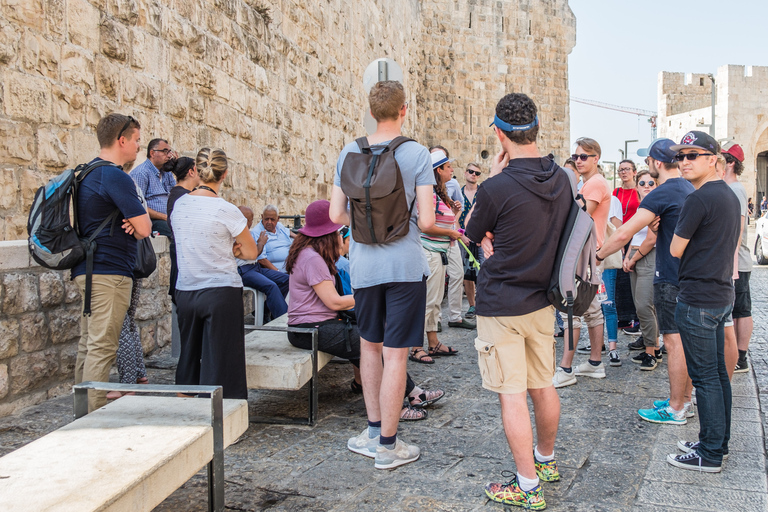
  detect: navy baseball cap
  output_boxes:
[670,130,720,154]
[637,138,677,164]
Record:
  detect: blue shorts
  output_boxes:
[354,277,427,349]
[653,282,679,335]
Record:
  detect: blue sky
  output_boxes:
[568,0,768,172]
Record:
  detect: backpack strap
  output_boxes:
[72,160,113,235]
[355,137,371,153]
[81,209,120,317]
[385,136,415,152]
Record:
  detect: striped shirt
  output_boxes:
[130,159,176,214]
[420,193,455,253]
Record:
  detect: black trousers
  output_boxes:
[176,286,247,399]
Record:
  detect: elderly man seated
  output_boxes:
[251,205,295,272]
[237,206,289,319]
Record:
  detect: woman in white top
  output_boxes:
[623,169,659,369]
[171,148,259,399]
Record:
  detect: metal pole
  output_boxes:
[708,74,716,137]
[624,140,638,162]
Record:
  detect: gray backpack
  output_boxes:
[339,136,414,244]
[547,164,601,350]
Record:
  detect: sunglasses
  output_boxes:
[466,169,481,176]
[117,116,137,141]
[638,180,655,187]
[673,152,713,162]
[571,153,596,161]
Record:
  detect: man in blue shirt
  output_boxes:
[73,113,152,412]
[130,138,177,237]
[251,205,295,272]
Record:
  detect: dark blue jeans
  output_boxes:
[238,264,289,318]
[600,268,618,341]
[675,300,732,464]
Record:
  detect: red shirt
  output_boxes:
[613,187,640,222]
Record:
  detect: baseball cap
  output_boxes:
[637,138,677,163]
[721,142,745,162]
[430,150,454,169]
[670,130,720,154]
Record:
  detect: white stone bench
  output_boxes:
[245,314,335,425]
[0,389,247,512]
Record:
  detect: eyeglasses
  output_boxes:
[117,116,137,141]
[401,102,409,109]
[638,180,655,187]
[152,148,174,154]
[466,169,481,176]
[618,168,633,173]
[674,152,713,162]
[571,153,596,161]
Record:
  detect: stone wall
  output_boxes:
[0,237,171,416]
[658,71,713,118]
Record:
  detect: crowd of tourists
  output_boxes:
[69,78,752,509]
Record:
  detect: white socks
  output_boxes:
[517,472,539,492]
[535,445,554,462]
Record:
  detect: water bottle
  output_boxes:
[596,268,608,303]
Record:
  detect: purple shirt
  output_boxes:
[287,248,338,325]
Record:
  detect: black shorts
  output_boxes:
[732,271,752,318]
[653,282,679,335]
[353,277,427,348]
[462,241,484,282]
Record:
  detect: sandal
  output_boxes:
[399,405,428,421]
[350,379,363,394]
[409,348,434,364]
[428,342,458,357]
[137,377,149,384]
[408,389,445,408]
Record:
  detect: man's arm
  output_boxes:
[258,258,279,271]
[670,234,689,259]
[597,208,656,259]
[123,213,152,239]
[329,185,350,225]
[147,207,167,221]
[416,184,435,231]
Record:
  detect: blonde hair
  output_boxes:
[575,137,602,159]
[369,81,405,122]
[195,147,228,183]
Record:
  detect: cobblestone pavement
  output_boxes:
[2,267,767,511]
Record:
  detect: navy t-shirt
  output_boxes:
[637,177,695,286]
[71,159,147,279]
[675,180,741,308]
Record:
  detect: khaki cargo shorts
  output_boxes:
[571,293,603,329]
[475,306,556,394]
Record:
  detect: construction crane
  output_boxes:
[571,96,657,139]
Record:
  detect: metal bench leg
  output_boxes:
[208,386,225,512]
[308,328,319,426]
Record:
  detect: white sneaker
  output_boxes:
[684,401,695,418]
[374,438,420,469]
[552,367,577,388]
[347,427,379,458]
[574,361,606,379]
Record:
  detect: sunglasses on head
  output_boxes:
[571,153,596,161]
[673,152,713,162]
[638,180,655,187]
[117,116,137,141]
[466,169,481,176]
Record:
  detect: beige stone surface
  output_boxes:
[0,396,248,512]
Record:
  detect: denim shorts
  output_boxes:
[732,271,751,318]
[653,282,679,334]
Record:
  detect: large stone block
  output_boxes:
[94,54,120,100]
[48,307,80,345]
[3,0,45,31]
[157,313,171,348]
[10,348,59,394]
[61,45,95,92]
[20,31,59,80]
[140,323,156,354]
[0,364,7,399]
[108,0,139,24]
[19,312,49,353]
[0,168,18,209]
[0,319,20,359]
[163,83,188,118]
[67,0,101,51]
[2,274,39,315]
[139,0,162,36]
[39,271,64,307]
[45,0,66,39]
[5,71,51,123]
[0,20,20,64]
[122,74,160,110]
[21,169,48,211]
[100,19,130,62]
[58,343,78,377]
[37,128,69,169]
[52,84,86,127]
[64,276,81,304]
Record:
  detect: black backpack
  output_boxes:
[339,136,415,244]
[547,164,601,351]
[27,161,119,316]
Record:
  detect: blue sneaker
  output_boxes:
[638,405,687,425]
[652,399,694,418]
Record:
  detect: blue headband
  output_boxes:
[489,115,539,132]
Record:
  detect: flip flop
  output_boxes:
[409,348,434,364]
[428,342,458,357]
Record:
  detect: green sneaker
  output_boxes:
[484,472,546,509]
[534,457,560,482]
[465,306,476,319]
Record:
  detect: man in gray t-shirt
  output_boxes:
[330,81,435,470]
[722,143,753,373]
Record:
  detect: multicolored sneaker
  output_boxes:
[638,404,687,425]
[534,457,560,482]
[653,399,695,418]
[484,472,546,510]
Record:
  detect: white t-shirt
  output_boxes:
[631,226,651,247]
[609,195,623,223]
[171,195,248,291]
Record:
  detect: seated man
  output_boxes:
[251,205,295,272]
[237,206,289,319]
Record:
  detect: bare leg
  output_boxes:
[724,325,737,381]
[734,316,753,352]
[528,386,560,456]
[588,324,604,362]
[664,333,689,411]
[360,338,383,423]
[380,346,408,438]
[559,327,580,368]
[353,365,361,386]
[464,280,476,307]
[499,392,536,480]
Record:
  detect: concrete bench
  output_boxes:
[245,314,335,425]
[0,385,247,512]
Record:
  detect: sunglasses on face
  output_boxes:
[638,180,655,187]
[674,152,713,162]
[571,153,596,162]
[466,169,481,176]
[117,116,137,141]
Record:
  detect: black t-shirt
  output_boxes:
[71,159,147,279]
[637,177,695,286]
[166,185,191,234]
[465,156,572,317]
[674,180,741,308]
